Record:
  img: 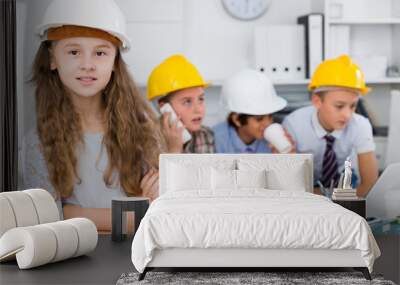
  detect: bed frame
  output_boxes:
[138,154,372,281]
[140,248,371,280]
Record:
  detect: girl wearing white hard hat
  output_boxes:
[23,0,165,232]
[213,69,293,154]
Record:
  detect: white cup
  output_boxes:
[263,123,292,153]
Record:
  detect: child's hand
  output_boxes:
[283,129,297,153]
[268,128,297,154]
[161,112,184,153]
[140,168,159,202]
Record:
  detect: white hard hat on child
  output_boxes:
[36,0,131,51]
[221,69,287,115]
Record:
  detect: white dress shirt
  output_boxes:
[282,106,375,184]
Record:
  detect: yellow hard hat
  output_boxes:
[147,55,209,101]
[309,55,370,95]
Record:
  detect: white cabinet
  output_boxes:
[321,0,400,83]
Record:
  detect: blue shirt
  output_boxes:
[282,106,375,185]
[213,122,272,154]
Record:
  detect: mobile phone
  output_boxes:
[160,103,192,144]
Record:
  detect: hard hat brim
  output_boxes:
[309,85,370,95]
[37,23,131,51]
[227,96,287,115]
[148,81,210,101]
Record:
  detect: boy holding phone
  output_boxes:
[147,55,215,153]
[282,55,378,197]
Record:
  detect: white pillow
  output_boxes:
[211,169,268,190]
[167,162,212,191]
[266,164,306,191]
[237,158,308,191]
[211,168,236,190]
[236,169,268,189]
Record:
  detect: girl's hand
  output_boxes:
[140,168,159,202]
[161,112,184,153]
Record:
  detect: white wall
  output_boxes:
[116,0,312,85]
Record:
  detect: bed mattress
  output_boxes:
[131,190,380,273]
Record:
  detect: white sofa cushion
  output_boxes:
[42,221,79,262]
[0,196,17,237]
[0,190,98,269]
[63,218,98,257]
[0,191,39,228]
[0,218,97,269]
[0,189,60,237]
[24,189,60,223]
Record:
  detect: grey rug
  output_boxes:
[117,271,396,285]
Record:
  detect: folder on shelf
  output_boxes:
[329,25,350,58]
[254,25,305,81]
[297,13,324,78]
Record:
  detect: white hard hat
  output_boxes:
[36,0,131,51]
[221,69,287,115]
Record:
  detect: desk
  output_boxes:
[0,235,133,285]
[332,198,366,218]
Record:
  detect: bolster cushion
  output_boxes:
[0,189,60,237]
[0,218,98,269]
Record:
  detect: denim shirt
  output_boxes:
[213,122,272,154]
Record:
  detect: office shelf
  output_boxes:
[329,18,400,25]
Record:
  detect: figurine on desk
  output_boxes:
[332,158,366,218]
[332,158,358,200]
[342,158,353,190]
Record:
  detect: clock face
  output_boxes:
[222,0,272,20]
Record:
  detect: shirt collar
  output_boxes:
[311,107,343,139]
[228,125,259,153]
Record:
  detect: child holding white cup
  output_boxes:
[213,69,294,154]
[263,123,293,154]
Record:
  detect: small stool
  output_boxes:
[111,197,149,242]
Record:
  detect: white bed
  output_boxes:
[131,154,380,280]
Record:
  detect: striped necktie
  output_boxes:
[321,135,339,188]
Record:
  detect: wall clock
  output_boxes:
[222,0,272,21]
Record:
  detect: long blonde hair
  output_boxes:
[32,41,165,198]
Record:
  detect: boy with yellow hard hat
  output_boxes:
[147,55,215,153]
[282,55,378,197]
